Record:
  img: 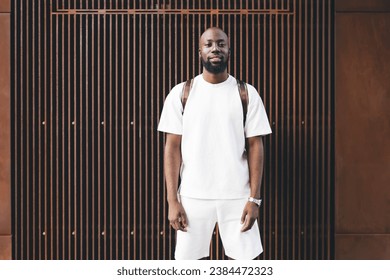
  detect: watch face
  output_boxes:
[249,197,261,206]
[249,197,262,206]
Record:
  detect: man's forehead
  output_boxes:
[200,29,229,43]
[204,38,227,42]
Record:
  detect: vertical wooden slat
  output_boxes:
[268,10,273,259]
[87,15,95,259]
[103,11,107,260]
[297,0,303,260]
[137,13,142,259]
[58,11,63,260]
[261,10,267,259]
[25,0,30,260]
[114,12,118,260]
[44,0,49,260]
[159,12,165,259]
[21,0,24,259]
[309,0,314,259]
[292,0,297,260]
[118,12,122,259]
[120,13,124,260]
[303,0,308,259]
[32,0,36,260]
[97,12,101,260]
[156,12,162,259]
[107,13,111,259]
[278,0,283,260]
[54,12,59,260]
[315,0,320,259]
[166,13,171,259]
[127,13,131,260]
[132,13,136,260]
[78,13,82,260]
[319,0,325,259]
[150,12,154,258]
[66,5,70,260]
[284,10,294,259]
[324,0,328,258]
[13,0,18,259]
[144,13,149,259]
[327,0,333,259]
[72,11,77,260]
[85,13,89,259]
[50,10,55,259]
[275,0,280,258]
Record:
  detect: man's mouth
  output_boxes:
[209,56,222,62]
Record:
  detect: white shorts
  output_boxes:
[174,196,263,260]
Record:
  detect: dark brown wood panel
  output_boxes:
[0,10,11,260]
[12,0,334,260]
[0,235,12,260]
[335,13,390,258]
[336,0,390,12]
[336,235,390,260]
[0,0,10,12]
[0,14,11,237]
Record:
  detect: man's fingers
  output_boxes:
[241,210,247,224]
[241,223,250,232]
[180,212,188,227]
[241,217,255,232]
[241,216,248,231]
[178,221,187,232]
[169,216,188,232]
[178,213,188,231]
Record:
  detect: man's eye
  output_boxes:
[219,43,225,47]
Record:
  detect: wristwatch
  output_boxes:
[248,197,262,207]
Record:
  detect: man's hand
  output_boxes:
[240,201,259,232]
[168,200,188,232]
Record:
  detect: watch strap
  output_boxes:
[248,197,262,207]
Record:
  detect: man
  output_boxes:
[158,27,272,260]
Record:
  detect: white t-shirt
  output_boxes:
[158,74,272,199]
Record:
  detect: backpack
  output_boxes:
[181,78,249,126]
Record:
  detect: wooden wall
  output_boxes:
[9,0,334,260]
[335,0,390,259]
[0,0,11,260]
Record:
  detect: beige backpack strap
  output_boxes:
[181,79,193,112]
[237,79,249,126]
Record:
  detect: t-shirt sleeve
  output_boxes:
[157,83,184,135]
[244,85,272,138]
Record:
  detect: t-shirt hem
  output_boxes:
[179,192,250,200]
[246,131,272,138]
[157,127,182,135]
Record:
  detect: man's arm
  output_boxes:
[241,136,264,232]
[164,133,188,231]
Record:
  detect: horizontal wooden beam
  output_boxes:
[51,9,294,15]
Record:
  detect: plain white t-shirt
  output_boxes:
[158,74,272,199]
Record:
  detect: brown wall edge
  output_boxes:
[336,234,390,259]
[0,235,12,260]
[0,0,10,13]
[336,0,390,12]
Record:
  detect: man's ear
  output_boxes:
[198,49,201,57]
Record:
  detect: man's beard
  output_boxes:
[201,57,228,74]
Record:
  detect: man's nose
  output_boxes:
[211,43,220,52]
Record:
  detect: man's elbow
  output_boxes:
[247,136,263,150]
[165,133,182,151]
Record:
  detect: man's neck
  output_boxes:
[202,70,229,84]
